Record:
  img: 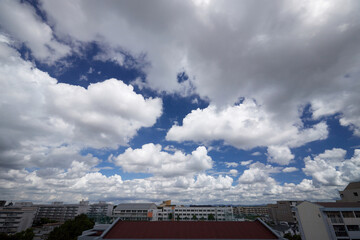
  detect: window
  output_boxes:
[326,212,343,223]
[355,212,360,218]
[347,225,360,231]
[333,225,348,237]
[342,211,354,218]
[354,192,359,197]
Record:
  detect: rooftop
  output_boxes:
[114,203,157,211]
[316,202,360,208]
[344,182,360,190]
[101,220,280,239]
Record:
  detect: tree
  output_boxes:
[207,214,215,221]
[176,214,180,221]
[47,214,94,240]
[168,213,173,220]
[192,214,197,221]
[0,228,34,240]
[284,233,301,240]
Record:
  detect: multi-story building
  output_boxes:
[338,182,360,203]
[158,205,233,221]
[267,201,302,224]
[87,201,113,223]
[34,200,89,223]
[235,206,269,216]
[113,203,158,221]
[296,201,360,240]
[0,205,37,234]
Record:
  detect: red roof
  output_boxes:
[102,220,279,239]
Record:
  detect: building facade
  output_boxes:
[338,182,360,203]
[34,200,89,223]
[267,201,302,224]
[113,203,158,221]
[0,206,37,234]
[296,201,360,240]
[235,206,269,216]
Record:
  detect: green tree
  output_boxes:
[176,214,180,221]
[192,214,197,220]
[47,214,94,240]
[168,213,173,220]
[207,214,215,221]
[0,228,34,240]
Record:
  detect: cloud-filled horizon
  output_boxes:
[0,0,360,205]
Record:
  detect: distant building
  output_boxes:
[112,203,158,221]
[267,201,302,224]
[87,201,113,223]
[79,218,283,240]
[0,201,6,207]
[235,206,269,216]
[296,201,360,240]
[34,200,89,223]
[338,182,360,203]
[0,205,37,234]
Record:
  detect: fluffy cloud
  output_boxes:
[282,167,298,173]
[166,99,328,150]
[267,146,295,165]
[303,148,360,186]
[0,41,162,169]
[112,144,212,177]
[37,0,360,137]
[225,162,238,168]
[238,162,281,184]
[0,0,70,62]
[240,160,253,166]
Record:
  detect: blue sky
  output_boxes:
[0,0,360,205]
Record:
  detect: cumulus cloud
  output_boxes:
[282,167,298,173]
[38,0,360,137]
[112,143,213,178]
[0,0,70,62]
[225,162,238,168]
[238,162,281,184]
[166,99,328,150]
[229,169,238,176]
[240,160,253,166]
[267,146,295,165]
[303,148,360,186]
[0,41,162,169]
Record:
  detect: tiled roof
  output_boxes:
[102,220,279,239]
[316,202,360,208]
[114,203,157,211]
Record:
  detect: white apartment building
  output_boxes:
[0,206,37,234]
[34,200,89,223]
[235,206,269,216]
[158,205,233,221]
[296,201,360,240]
[113,203,158,221]
[338,182,360,203]
[87,201,113,218]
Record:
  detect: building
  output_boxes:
[267,201,302,224]
[112,203,158,221]
[235,206,269,216]
[338,182,360,203]
[34,200,89,223]
[78,218,283,239]
[0,205,37,234]
[87,201,113,223]
[158,205,233,221]
[296,201,360,240]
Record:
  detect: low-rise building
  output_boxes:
[296,201,360,240]
[112,203,158,221]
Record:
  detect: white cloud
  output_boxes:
[303,148,360,186]
[251,152,261,156]
[225,162,238,168]
[238,162,281,184]
[37,0,360,138]
[229,169,238,176]
[240,160,253,166]
[0,41,162,169]
[0,0,70,63]
[267,146,295,165]
[166,99,328,150]
[282,167,298,173]
[113,144,213,178]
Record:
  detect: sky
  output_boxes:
[0,0,360,205]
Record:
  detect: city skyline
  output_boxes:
[0,0,360,205]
